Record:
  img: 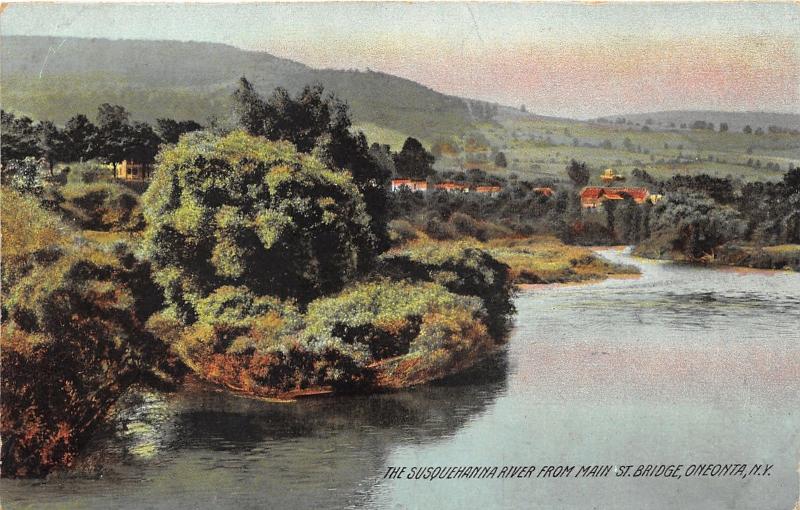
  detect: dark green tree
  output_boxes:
[232,79,390,252]
[494,151,508,168]
[63,114,98,162]
[566,159,590,187]
[95,104,133,170]
[393,137,435,179]
[1,111,41,166]
[36,121,68,174]
[156,118,204,144]
[232,76,268,136]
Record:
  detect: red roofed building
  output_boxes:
[475,185,502,196]
[435,181,470,192]
[532,187,554,197]
[580,187,650,208]
[390,178,428,192]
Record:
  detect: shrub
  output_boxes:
[388,219,418,245]
[59,182,143,231]
[1,190,172,478]
[379,242,515,339]
[141,131,376,322]
[303,280,491,388]
[1,188,73,289]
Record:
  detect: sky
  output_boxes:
[2,2,799,119]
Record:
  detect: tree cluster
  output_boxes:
[1,106,203,172]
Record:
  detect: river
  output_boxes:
[3,249,799,509]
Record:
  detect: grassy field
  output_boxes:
[397,113,800,184]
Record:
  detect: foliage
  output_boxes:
[233,79,391,252]
[394,137,435,179]
[1,188,72,289]
[156,118,204,144]
[6,157,45,195]
[494,151,508,168]
[643,192,746,259]
[1,190,172,477]
[59,182,143,231]
[141,130,376,321]
[1,110,40,166]
[303,280,492,388]
[566,159,590,187]
[379,241,515,339]
[63,114,98,162]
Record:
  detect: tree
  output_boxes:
[494,151,508,168]
[36,120,68,174]
[393,137,435,179]
[127,122,162,164]
[369,143,396,176]
[566,159,590,187]
[156,118,203,144]
[232,79,391,253]
[95,104,133,170]
[1,111,41,166]
[743,125,752,134]
[232,76,268,136]
[719,122,729,132]
[63,114,98,162]
[141,131,376,322]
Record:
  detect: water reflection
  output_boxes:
[3,349,509,510]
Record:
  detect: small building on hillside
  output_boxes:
[580,187,649,208]
[532,187,554,197]
[390,178,428,192]
[434,181,470,192]
[475,185,502,197]
[115,160,152,181]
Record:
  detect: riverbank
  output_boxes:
[392,235,640,286]
[634,240,800,272]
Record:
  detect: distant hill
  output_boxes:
[598,111,800,132]
[1,36,487,145]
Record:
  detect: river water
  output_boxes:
[3,250,799,509]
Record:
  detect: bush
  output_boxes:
[388,219,418,246]
[379,242,515,339]
[303,280,491,388]
[141,131,376,322]
[1,188,73,289]
[1,192,172,477]
[59,182,143,231]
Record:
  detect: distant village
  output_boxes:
[390,167,663,208]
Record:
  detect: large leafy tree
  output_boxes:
[95,104,161,168]
[36,120,69,174]
[393,137,435,179]
[232,78,390,252]
[156,118,204,144]
[63,114,98,162]
[141,131,376,322]
[1,111,41,166]
[566,159,590,187]
[95,104,133,169]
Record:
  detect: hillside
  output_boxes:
[597,111,800,132]
[1,36,482,145]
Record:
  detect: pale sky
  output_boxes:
[2,2,799,118]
